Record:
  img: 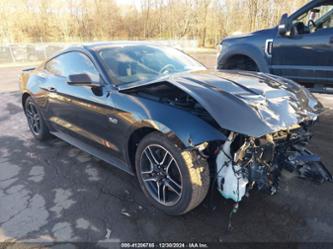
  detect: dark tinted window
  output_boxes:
[45,52,100,82]
[98,45,205,85]
[45,57,64,76]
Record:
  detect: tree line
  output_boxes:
[0,0,309,47]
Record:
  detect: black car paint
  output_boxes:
[20,46,229,174]
[119,70,323,137]
[217,0,333,88]
[20,43,323,175]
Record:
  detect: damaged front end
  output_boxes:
[216,122,332,203]
[119,69,331,210]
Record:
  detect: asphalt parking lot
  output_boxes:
[0,54,333,247]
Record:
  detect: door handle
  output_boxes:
[43,86,57,92]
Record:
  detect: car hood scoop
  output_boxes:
[119,70,324,137]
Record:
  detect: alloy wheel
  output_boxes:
[25,101,41,135]
[139,144,183,206]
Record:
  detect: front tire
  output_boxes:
[222,56,259,71]
[24,96,51,141]
[135,132,210,215]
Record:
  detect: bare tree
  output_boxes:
[0,0,310,47]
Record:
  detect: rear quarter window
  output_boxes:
[45,57,64,76]
[45,51,100,82]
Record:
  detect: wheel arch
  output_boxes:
[127,126,160,172]
[125,121,189,173]
[125,118,226,172]
[218,44,270,73]
[223,54,259,70]
[22,92,31,109]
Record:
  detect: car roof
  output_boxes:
[49,41,174,60]
[83,41,169,51]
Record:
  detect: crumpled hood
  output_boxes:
[119,70,324,137]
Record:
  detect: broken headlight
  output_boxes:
[216,128,332,204]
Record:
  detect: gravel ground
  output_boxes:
[0,54,333,247]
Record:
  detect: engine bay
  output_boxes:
[215,123,332,203]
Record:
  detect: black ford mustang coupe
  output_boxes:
[20,42,332,215]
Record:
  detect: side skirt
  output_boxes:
[51,130,135,176]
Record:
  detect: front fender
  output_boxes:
[218,43,270,73]
[121,95,227,149]
[128,116,226,150]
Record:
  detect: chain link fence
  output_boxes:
[0,40,199,64]
[0,43,64,63]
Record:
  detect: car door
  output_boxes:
[271,1,333,86]
[43,51,123,159]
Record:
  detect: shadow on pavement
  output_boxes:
[0,91,332,243]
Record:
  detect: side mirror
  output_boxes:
[67,73,100,87]
[278,13,289,35]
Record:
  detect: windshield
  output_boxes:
[97,45,206,85]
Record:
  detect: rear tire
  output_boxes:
[24,96,51,141]
[135,132,210,215]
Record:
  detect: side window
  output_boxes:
[315,5,333,29]
[45,52,100,82]
[61,52,100,82]
[291,3,333,35]
[45,57,64,76]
